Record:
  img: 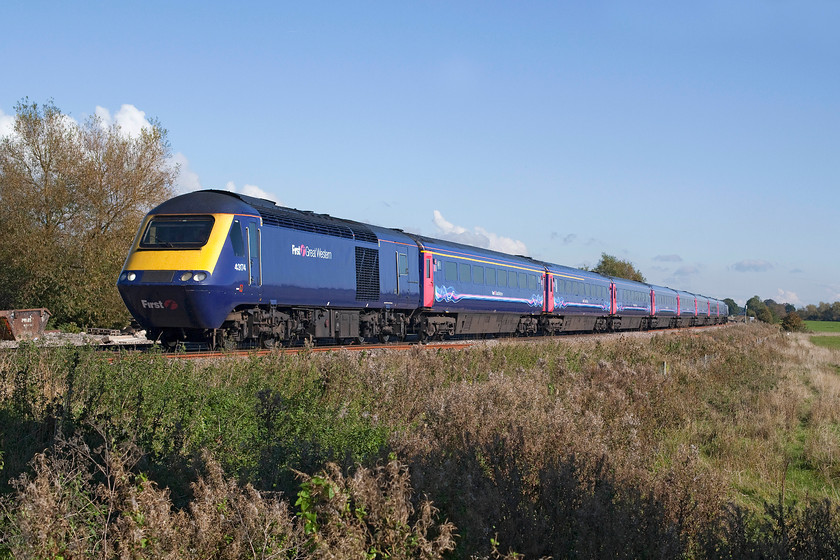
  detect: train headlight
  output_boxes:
[127,272,137,281]
[180,272,193,282]
[193,272,207,282]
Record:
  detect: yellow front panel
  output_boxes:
[123,214,234,273]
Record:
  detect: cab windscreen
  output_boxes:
[139,216,215,249]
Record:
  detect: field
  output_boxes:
[3,323,840,558]
[806,320,840,333]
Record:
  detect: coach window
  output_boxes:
[460,262,471,283]
[445,261,457,283]
[518,272,527,289]
[486,268,496,286]
[528,274,537,291]
[398,253,409,276]
[473,266,484,284]
[230,220,245,257]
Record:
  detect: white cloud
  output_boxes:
[433,210,528,256]
[776,289,801,305]
[0,109,14,137]
[654,254,683,262]
[225,181,280,204]
[171,152,202,193]
[95,104,151,137]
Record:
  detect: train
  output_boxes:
[116,190,729,348]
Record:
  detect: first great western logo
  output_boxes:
[291,243,333,260]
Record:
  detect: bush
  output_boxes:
[781,312,806,332]
[0,430,454,559]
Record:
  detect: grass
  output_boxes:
[805,320,840,333]
[810,336,840,350]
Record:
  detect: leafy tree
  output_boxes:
[591,253,646,283]
[723,298,741,316]
[763,299,787,323]
[756,307,774,323]
[745,296,775,323]
[0,99,178,327]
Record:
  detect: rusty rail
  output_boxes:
[0,308,51,341]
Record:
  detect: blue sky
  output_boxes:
[2,1,838,306]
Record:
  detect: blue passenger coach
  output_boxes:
[406,235,545,337]
[650,285,679,329]
[543,264,611,333]
[611,277,653,330]
[676,291,698,327]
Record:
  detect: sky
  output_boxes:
[2,1,838,307]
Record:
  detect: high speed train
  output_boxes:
[117,190,728,348]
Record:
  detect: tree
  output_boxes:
[723,298,741,316]
[591,253,646,283]
[0,99,178,327]
[745,295,774,323]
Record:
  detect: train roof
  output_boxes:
[542,262,611,283]
[149,190,258,216]
[150,190,387,244]
[405,233,543,271]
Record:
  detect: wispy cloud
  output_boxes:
[654,254,683,262]
[433,210,528,255]
[550,232,577,245]
[172,152,202,193]
[673,265,700,277]
[732,259,774,273]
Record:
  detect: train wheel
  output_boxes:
[378,333,390,343]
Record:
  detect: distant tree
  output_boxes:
[0,98,178,327]
[723,298,741,316]
[591,253,646,283]
[763,299,787,323]
[781,311,806,332]
[799,304,818,320]
[745,295,775,323]
[756,307,774,323]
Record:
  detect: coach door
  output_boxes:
[396,251,409,296]
[422,252,434,307]
[245,221,262,293]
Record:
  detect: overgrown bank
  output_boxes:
[2,324,840,558]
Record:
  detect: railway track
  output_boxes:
[1,323,731,361]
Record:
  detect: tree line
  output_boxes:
[0,99,177,329]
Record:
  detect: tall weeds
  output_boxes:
[3,323,840,558]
